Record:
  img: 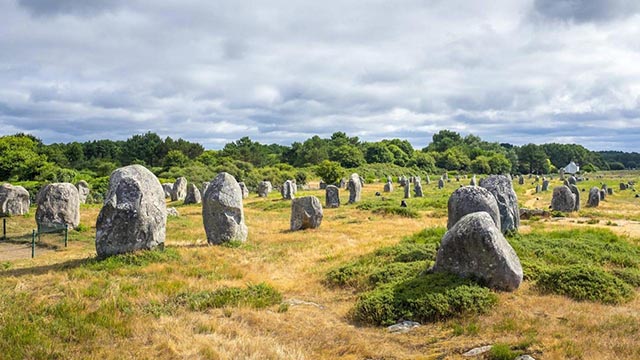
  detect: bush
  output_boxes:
[488,343,522,360]
[315,160,344,185]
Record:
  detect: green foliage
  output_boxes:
[517,143,549,174]
[85,248,181,270]
[315,160,345,185]
[488,343,523,360]
[365,142,395,164]
[175,283,282,310]
[330,144,366,168]
[164,150,190,168]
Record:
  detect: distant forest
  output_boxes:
[1,130,637,200]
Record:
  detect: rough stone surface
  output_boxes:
[542,180,549,191]
[184,183,202,204]
[36,183,80,230]
[569,184,581,211]
[202,182,210,195]
[404,181,411,198]
[347,173,362,204]
[0,184,30,216]
[319,180,326,190]
[162,183,173,198]
[387,321,420,334]
[281,180,295,200]
[479,175,520,234]
[433,212,523,291]
[95,165,166,258]
[447,186,501,230]
[238,182,249,199]
[599,189,606,201]
[258,181,272,197]
[290,196,323,230]
[551,186,576,212]
[607,187,614,195]
[203,172,248,244]
[438,178,444,189]
[518,175,524,185]
[414,181,423,197]
[519,208,551,219]
[587,187,600,207]
[166,207,179,217]
[568,176,577,185]
[383,182,393,192]
[325,185,340,208]
[470,175,477,186]
[171,177,187,201]
[76,180,90,204]
[463,345,493,357]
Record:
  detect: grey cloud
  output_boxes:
[532,0,640,23]
[18,0,123,17]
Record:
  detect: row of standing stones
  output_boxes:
[0,180,92,219]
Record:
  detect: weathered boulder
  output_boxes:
[383,182,393,192]
[290,196,323,230]
[587,187,600,207]
[203,172,248,244]
[36,183,80,230]
[184,183,202,204]
[607,187,614,196]
[479,175,520,234]
[569,184,580,211]
[347,173,362,204]
[95,165,166,258]
[432,211,523,291]
[404,181,411,199]
[162,183,173,198]
[319,180,327,190]
[551,186,575,212]
[238,182,249,199]
[438,178,444,189]
[518,175,524,185]
[166,207,179,217]
[258,181,272,197]
[171,177,187,201]
[0,184,30,216]
[447,186,501,230]
[414,181,423,197]
[599,189,606,201]
[76,180,90,204]
[281,180,295,200]
[325,185,340,208]
[568,176,577,185]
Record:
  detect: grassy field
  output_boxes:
[0,171,639,359]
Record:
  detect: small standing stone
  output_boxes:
[518,175,524,185]
[587,187,600,207]
[347,173,362,204]
[551,186,576,212]
[607,187,614,196]
[404,181,411,199]
[438,178,444,189]
[470,175,477,186]
[542,180,549,191]
[76,180,90,204]
[282,180,295,200]
[620,182,628,191]
[414,180,423,197]
[569,184,580,211]
[325,185,340,208]
[258,181,272,197]
[171,177,187,201]
[162,183,173,198]
[319,180,327,190]
[184,183,202,204]
[290,196,323,230]
[0,183,30,216]
[383,181,393,192]
[238,182,249,199]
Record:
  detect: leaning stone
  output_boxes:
[76,180,90,204]
[551,186,575,212]
[184,183,202,204]
[447,186,501,230]
[587,187,600,208]
[569,184,580,211]
[433,212,523,291]
[203,172,248,244]
[36,183,80,230]
[95,165,166,258]
[479,175,520,234]
[0,184,30,216]
[325,185,340,208]
[238,182,249,199]
[290,196,323,230]
[347,173,362,204]
[171,177,187,201]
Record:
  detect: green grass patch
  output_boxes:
[245,199,291,211]
[175,283,282,311]
[83,248,181,271]
[488,343,524,360]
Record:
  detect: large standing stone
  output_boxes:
[432,211,523,291]
[325,185,340,208]
[0,184,30,216]
[569,184,580,211]
[171,177,187,201]
[281,180,295,200]
[162,183,173,198]
[479,175,520,234]
[551,186,575,212]
[541,180,549,191]
[238,182,249,199]
[383,182,393,192]
[203,172,248,244]
[587,187,600,207]
[290,196,323,230]
[258,181,272,197]
[76,180,90,204]
[184,183,202,204]
[414,181,423,197]
[447,186,501,230]
[347,173,362,204]
[404,181,411,199]
[95,165,166,258]
[36,183,80,230]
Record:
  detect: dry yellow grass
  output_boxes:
[0,174,639,359]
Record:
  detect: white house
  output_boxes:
[563,161,579,174]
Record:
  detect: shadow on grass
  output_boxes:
[0,257,94,277]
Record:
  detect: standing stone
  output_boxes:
[203,172,248,244]
[535,175,540,182]
[518,175,524,185]
[470,175,477,186]
[0,184,30,216]
[599,189,606,201]
[319,180,327,190]
[291,180,298,194]
[426,175,431,185]
[399,176,407,187]
[384,182,393,192]
[95,165,166,258]
[258,181,272,197]
[238,182,249,199]
[587,187,600,207]
[479,175,520,234]
[281,180,295,200]
[438,178,445,189]
[551,186,576,212]
[166,207,179,217]
[358,176,365,188]
[607,187,614,196]
[535,184,541,193]
[36,183,80,230]
[414,181,423,197]
[347,173,362,204]
[559,168,565,179]
[569,184,580,211]
[447,186,501,230]
[542,180,549,191]
[162,183,173,198]
[184,183,202,204]
[620,182,628,191]
[386,175,392,183]
[432,211,523,292]
[76,180,90,204]
[325,185,340,208]
[290,196,323,230]
[202,182,210,195]
[568,176,577,185]
[443,172,449,181]
[171,177,187,201]
[404,181,411,199]
[340,178,347,188]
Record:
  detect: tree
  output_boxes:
[365,143,394,164]
[470,156,491,174]
[517,144,549,174]
[436,147,470,171]
[164,150,190,168]
[410,151,436,172]
[0,134,49,181]
[488,153,512,174]
[315,160,344,185]
[425,130,462,152]
[330,145,366,168]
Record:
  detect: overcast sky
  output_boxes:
[1,0,639,151]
